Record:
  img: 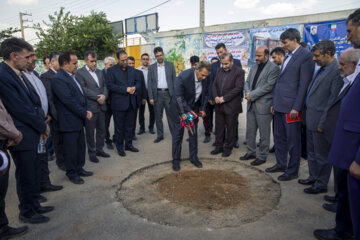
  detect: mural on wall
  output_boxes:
[155,33,203,75]
[249,25,299,66]
[303,19,352,59]
[202,30,249,66]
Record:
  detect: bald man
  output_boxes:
[240,46,280,166]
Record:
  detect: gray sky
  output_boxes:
[0,0,358,44]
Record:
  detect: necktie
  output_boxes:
[305,67,324,106]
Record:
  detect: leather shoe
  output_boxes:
[314,228,353,240]
[40,183,63,193]
[233,141,239,148]
[0,225,28,239]
[324,195,338,203]
[154,137,163,143]
[19,213,49,224]
[36,206,54,214]
[203,136,211,143]
[149,129,155,134]
[78,169,93,177]
[240,153,256,161]
[265,165,286,173]
[89,156,99,163]
[251,159,266,166]
[106,142,114,150]
[277,173,298,181]
[243,141,247,145]
[172,162,180,171]
[125,146,139,152]
[118,150,126,156]
[211,147,223,155]
[323,203,337,213]
[222,150,231,157]
[304,186,327,194]
[68,176,84,184]
[38,195,47,203]
[298,178,315,185]
[269,146,275,153]
[96,151,110,158]
[137,129,145,135]
[191,159,203,168]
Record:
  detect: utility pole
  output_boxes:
[200,0,205,30]
[19,12,32,40]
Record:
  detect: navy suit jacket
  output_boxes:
[105,65,140,111]
[171,68,208,115]
[273,47,314,113]
[328,72,360,170]
[51,69,89,132]
[135,69,147,107]
[208,58,242,100]
[0,62,47,151]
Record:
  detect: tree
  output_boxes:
[0,27,20,48]
[35,8,120,59]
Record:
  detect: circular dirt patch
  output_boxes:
[117,159,280,228]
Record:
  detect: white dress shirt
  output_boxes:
[85,65,99,87]
[137,66,149,89]
[339,70,358,95]
[194,70,202,103]
[157,63,168,89]
[282,45,301,72]
[66,71,84,95]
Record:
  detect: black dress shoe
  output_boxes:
[172,162,180,171]
[38,195,47,203]
[251,159,266,166]
[19,213,49,224]
[37,206,54,214]
[324,194,338,203]
[89,156,99,163]
[154,137,164,143]
[243,141,247,145]
[125,146,139,152]
[277,173,298,181]
[149,129,155,134]
[211,147,223,155]
[57,164,66,172]
[118,150,126,156]
[240,153,256,161]
[40,183,63,193]
[203,136,211,143]
[78,169,93,177]
[314,228,353,240]
[186,138,189,142]
[257,141,260,147]
[96,151,110,158]
[191,159,203,168]
[68,176,84,184]
[0,225,28,239]
[106,142,114,150]
[233,141,239,148]
[269,146,275,153]
[323,203,337,213]
[265,165,286,173]
[304,186,327,194]
[137,129,145,135]
[298,178,315,185]
[222,150,231,157]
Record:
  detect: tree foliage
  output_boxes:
[35,8,120,59]
[0,27,20,44]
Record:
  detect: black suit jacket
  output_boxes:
[135,69,147,107]
[51,69,89,132]
[40,69,57,121]
[0,62,47,151]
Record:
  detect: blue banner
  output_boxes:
[303,19,352,59]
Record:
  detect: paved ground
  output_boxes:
[5,107,336,240]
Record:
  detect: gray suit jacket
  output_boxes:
[244,61,279,114]
[305,60,343,131]
[76,66,108,113]
[147,61,176,101]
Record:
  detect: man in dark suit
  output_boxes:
[40,51,66,172]
[205,43,242,147]
[52,51,93,184]
[298,40,343,194]
[170,61,211,171]
[0,38,51,223]
[148,47,177,143]
[102,56,116,150]
[211,53,245,157]
[76,51,109,163]
[314,47,359,240]
[127,56,147,140]
[105,50,140,156]
[240,46,279,166]
[266,28,314,181]
[314,9,360,240]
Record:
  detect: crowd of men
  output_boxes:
[0,8,359,240]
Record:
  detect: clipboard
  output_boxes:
[286,112,302,123]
